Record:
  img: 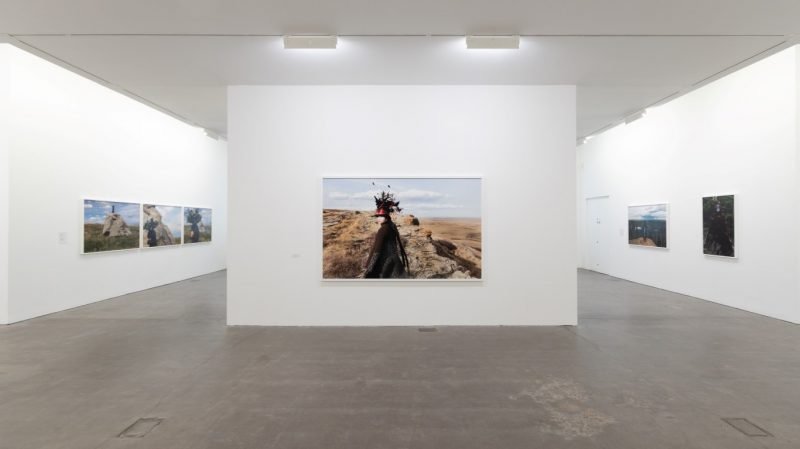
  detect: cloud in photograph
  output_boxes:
[323,178,481,218]
[84,200,140,225]
[147,205,182,238]
[628,204,668,221]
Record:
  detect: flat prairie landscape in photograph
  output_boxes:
[323,177,482,280]
[703,195,735,257]
[83,199,140,253]
[628,204,668,248]
[142,204,182,248]
[184,207,212,244]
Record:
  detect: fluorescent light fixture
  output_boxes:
[625,110,647,125]
[466,35,520,49]
[204,129,220,140]
[283,35,338,49]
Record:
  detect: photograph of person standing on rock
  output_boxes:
[322,177,483,280]
[83,199,140,253]
[364,191,410,278]
[142,204,181,248]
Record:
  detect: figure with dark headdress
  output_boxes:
[144,218,159,247]
[187,208,202,243]
[704,198,734,256]
[364,191,410,278]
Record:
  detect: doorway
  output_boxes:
[585,196,610,273]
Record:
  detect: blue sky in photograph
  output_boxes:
[146,205,182,238]
[84,200,140,225]
[628,204,668,221]
[323,178,481,218]
[185,207,212,225]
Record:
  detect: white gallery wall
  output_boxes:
[0,45,9,324]
[228,85,577,326]
[1,44,228,324]
[796,48,800,311]
[578,46,800,324]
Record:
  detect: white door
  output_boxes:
[585,196,610,273]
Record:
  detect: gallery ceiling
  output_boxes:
[1,0,799,140]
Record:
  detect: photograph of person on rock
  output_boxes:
[83,199,140,253]
[142,204,181,248]
[322,178,482,280]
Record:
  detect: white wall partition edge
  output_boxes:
[0,45,9,324]
[228,85,577,326]
[1,44,228,324]
[578,46,800,324]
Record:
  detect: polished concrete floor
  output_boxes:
[0,270,798,449]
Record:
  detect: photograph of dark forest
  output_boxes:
[703,195,735,257]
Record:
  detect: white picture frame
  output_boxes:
[627,202,670,250]
[182,206,213,245]
[321,176,484,282]
[702,193,737,259]
[81,198,142,254]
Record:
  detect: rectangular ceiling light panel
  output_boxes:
[466,35,520,49]
[283,35,338,49]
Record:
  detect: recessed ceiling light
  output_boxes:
[283,35,338,49]
[204,129,220,140]
[625,110,647,125]
[466,35,520,50]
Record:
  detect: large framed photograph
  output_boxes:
[628,203,668,249]
[703,194,735,257]
[142,204,182,248]
[83,199,141,254]
[322,177,482,280]
[183,207,212,244]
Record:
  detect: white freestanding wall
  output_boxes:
[0,45,9,324]
[578,46,800,324]
[796,47,800,312]
[1,44,228,324]
[228,85,577,326]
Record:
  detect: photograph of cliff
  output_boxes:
[628,203,668,248]
[142,204,182,248]
[703,195,735,257]
[83,199,140,253]
[323,178,482,280]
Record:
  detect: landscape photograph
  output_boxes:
[628,203,668,248]
[703,195,735,257]
[184,207,212,244]
[83,199,140,253]
[322,177,482,280]
[142,204,182,248]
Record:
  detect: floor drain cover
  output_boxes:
[118,418,163,438]
[418,327,438,332]
[722,418,772,437]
